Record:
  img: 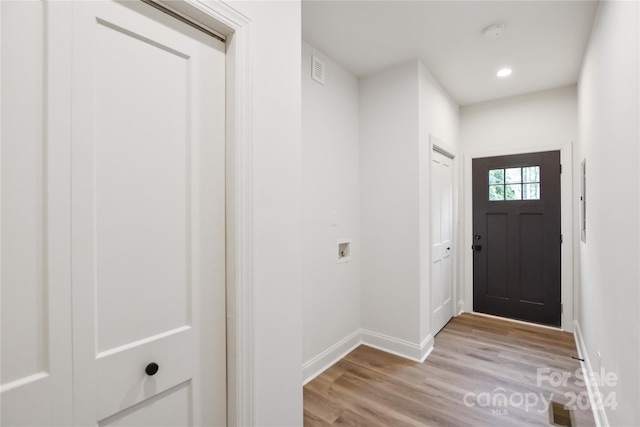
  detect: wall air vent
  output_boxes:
[311,55,325,85]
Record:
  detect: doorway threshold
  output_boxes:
[470,311,562,331]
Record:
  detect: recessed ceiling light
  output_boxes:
[497,68,512,77]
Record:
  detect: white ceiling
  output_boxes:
[302,0,599,106]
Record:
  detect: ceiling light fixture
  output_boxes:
[497,68,512,77]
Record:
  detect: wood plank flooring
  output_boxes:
[304,313,595,426]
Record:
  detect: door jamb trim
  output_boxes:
[462,143,574,332]
[149,1,254,424]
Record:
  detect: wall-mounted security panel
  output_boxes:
[337,239,351,264]
[581,159,586,243]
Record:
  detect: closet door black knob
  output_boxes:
[145,363,159,376]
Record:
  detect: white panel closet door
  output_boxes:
[70,2,226,426]
[1,2,73,425]
[431,151,453,335]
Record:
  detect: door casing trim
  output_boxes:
[462,142,574,332]
[149,1,254,425]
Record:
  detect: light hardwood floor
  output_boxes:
[304,313,595,426]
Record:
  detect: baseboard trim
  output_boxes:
[573,320,609,427]
[457,300,465,316]
[418,334,434,363]
[302,329,361,385]
[303,328,436,384]
[361,329,429,363]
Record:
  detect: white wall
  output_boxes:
[418,64,460,344]
[360,61,421,347]
[459,86,577,330]
[577,1,639,425]
[460,85,577,153]
[227,2,303,425]
[301,41,361,380]
[359,60,458,360]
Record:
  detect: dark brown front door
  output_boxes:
[472,151,561,326]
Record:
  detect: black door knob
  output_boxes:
[145,362,159,376]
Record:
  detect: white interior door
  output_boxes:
[69,2,226,426]
[431,150,454,335]
[1,2,74,425]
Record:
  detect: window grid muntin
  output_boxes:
[488,166,540,201]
